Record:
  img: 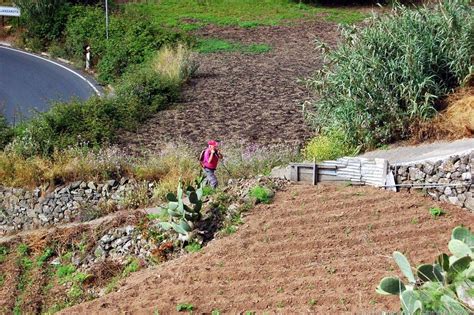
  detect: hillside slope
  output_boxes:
[63,184,472,314]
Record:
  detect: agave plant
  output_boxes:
[158,177,205,242]
[377,226,474,314]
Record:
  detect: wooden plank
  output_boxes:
[318,174,346,182]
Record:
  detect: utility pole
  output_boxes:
[105,0,109,40]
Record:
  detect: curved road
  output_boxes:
[0,45,99,123]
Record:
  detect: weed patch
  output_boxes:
[250,185,271,204]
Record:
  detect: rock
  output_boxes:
[465,193,474,211]
[462,172,471,181]
[112,238,125,248]
[440,160,456,173]
[71,181,82,189]
[100,234,113,244]
[397,166,408,175]
[409,167,425,181]
[423,163,435,175]
[94,246,105,258]
[125,226,134,235]
[87,181,97,190]
[428,190,440,201]
[50,257,61,266]
[80,182,87,189]
[38,214,49,222]
[439,195,449,203]
[123,240,132,252]
[444,187,453,196]
[448,196,462,207]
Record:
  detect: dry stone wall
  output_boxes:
[391,151,473,211]
[0,178,154,234]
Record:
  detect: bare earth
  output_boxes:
[63,183,473,314]
[118,21,340,154]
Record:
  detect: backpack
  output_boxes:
[198,149,206,163]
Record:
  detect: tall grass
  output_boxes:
[152,44,197,86]
[306,0,473,150]
[0,143,300,191]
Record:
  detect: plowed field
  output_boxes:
[63,183,472,314]
[118,21,340,154]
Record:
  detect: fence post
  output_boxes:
[312,161,318,185]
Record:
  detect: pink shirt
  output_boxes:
[203,148,219,170]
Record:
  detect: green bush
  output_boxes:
[303,130,357,161]
[249,185,271,204]
[64,6,187,83]
[15,0,71,48]
[306,0,473,150]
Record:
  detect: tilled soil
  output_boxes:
[63,184,473,314]
[118,21,340,154]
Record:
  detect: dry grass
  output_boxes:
[152,44,197,85]
[410,86,474,143]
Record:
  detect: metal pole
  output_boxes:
[105,0,109,40]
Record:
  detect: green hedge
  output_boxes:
[306,0,473,150]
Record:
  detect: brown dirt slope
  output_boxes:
[118,21,340,154]
[63,184,473,314]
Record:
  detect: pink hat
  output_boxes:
[208,140,218,146]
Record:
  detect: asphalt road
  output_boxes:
[0,45,98,123]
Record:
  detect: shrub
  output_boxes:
[306,0,473,150]
[15,0,71,48]
[249,185,271,204]
[303,129,357,161]
[376,226,473,314]
[64,6,188,83]
[152,44,198,86]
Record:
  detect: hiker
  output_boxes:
[84,45,91,71]
[200,140,223,189]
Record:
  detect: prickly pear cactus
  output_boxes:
[376,226,473,314]
[159,177,206,242]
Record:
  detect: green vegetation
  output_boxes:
[131,0,367,29]
[176,303,194,312]
[377,226,473,314]
[185,242,202,253]
[306,0,473,151]
[250,185,272,204]
[64,6,189,84]
[429,207,445,218]
[0,245,8,263]
[158,178,205,241]
[303,129,358,161]
[196,38,272,54]
[4,44,194,158]
[36,247,54,267]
